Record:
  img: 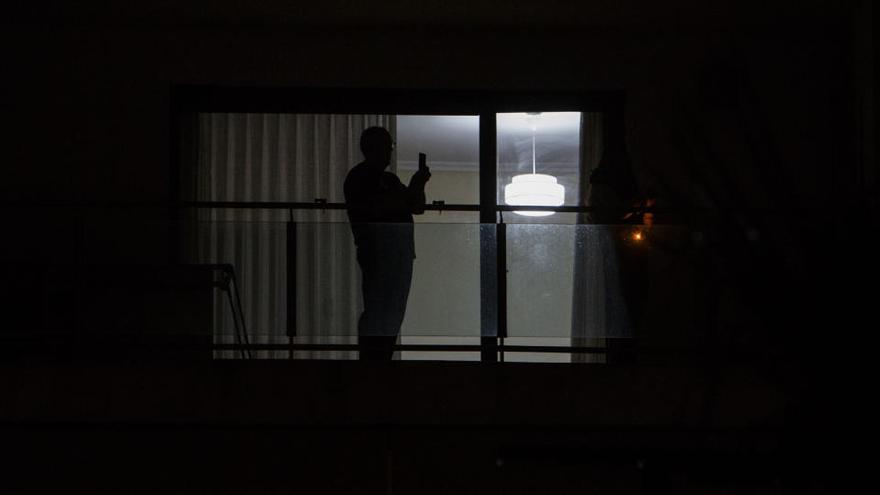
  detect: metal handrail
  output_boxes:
[180,201,832,218]
[214,343,608,354]
[1,199,829,217]
[180,200,713,215]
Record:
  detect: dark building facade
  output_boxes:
[2,1,875,493]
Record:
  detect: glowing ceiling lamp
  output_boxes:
[503,114,565,217]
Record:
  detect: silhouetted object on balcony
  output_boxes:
[588,147,649,362]
[588,147,639,225]
[344,127,431,360]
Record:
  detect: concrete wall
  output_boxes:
[1,3,866,492]
[1,5,858,354]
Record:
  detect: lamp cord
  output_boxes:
[532,133,536,174]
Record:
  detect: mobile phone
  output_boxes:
[418,152,427,170]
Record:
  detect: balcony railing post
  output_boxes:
[497,217,507,362]
[479,112,499,362]
[286,212,297,339]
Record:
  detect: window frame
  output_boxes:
[171,85,625,214]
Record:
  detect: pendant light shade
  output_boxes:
[503,113,565,217]
[504,173,565,216]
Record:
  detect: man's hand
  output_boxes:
[411,152,431,188]
[411,167,431,187]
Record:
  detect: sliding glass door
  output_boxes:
[174,87,626,361]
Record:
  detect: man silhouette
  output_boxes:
[344,127,431,360]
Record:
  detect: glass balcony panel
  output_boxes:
[193,220,484,358]
[404,223,482,337]
[190,219,691,361]
[506,224,689,341]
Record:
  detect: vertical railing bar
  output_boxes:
[223,277,246,359]
[287,208,297,359]
[497,215,507,363]
[479,111,498,362]
[229,268,251,359]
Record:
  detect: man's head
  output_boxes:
[360,127,394,167]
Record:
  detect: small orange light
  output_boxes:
[632,231,643,242]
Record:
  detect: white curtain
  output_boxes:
[571,112,617,362]
[193,113,397,358]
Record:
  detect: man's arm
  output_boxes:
[406,178,427,214]
[405,159,431,214]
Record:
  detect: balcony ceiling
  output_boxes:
[9,1,845,31]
